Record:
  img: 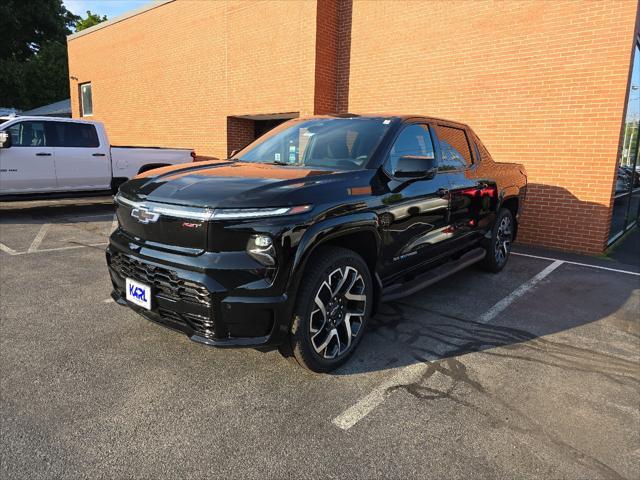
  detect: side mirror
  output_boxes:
[0,131,11,148]
[394,155,437,179]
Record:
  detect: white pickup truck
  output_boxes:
[0,116,195,196]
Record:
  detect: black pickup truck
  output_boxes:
[107,115,527,372]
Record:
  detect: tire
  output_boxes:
[285,246,373,373]
[481,208,514,273]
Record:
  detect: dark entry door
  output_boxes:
[254,119,287,139]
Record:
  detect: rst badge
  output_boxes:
[131,206,160,224]
[182,222,202,228]
[125,278,151,310]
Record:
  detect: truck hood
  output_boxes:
[119,160,366,209]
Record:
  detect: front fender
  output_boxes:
[287,212,381,289]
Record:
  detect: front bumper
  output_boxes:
[106,234,293,349]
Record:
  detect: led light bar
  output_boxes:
[115,193,312,221]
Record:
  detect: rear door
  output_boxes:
[0,120,57,193]
[52,121,110,190]
[436,124,492,245]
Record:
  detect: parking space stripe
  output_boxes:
[0,242,18,255]
[11,242,108,256]
[479,260,563,323]
[513,252,640,276]
[332,259,564,431]
[332,363,431,430]
[27,224,50,252]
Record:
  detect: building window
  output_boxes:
[79,83,93,117]
[609,43,640,244]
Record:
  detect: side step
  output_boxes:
[382,247,486,302]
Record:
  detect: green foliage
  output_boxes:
[75,11,108,32]
[0,1,107,111]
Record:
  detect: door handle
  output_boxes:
[437,188,449,198]
[35,152,52,156]
[92,153,106,157]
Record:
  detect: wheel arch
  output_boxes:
[287,213,383,316]
[499,193,520,240]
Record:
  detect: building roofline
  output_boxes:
[67,0,175,41]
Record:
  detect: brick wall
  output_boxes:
[346,0,639,253]
[68,0,640,253]
[313,0,352,114]
[68,0,318,160]
[226,117,255,157]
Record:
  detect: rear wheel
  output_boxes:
[481,208,514,272]
[285,246,373,373]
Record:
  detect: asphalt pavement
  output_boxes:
[1,197,638,479]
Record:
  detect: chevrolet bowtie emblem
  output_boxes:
[131,207,160,224]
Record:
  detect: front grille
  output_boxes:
[110,253,211,307]
[158,308,215,338]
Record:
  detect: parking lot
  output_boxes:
[1,198,638,479]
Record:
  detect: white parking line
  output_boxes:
[27,223,50,252]
[478,260,564,322]
[332,259,564,431]
[0,242,18,255]
[512,252,640,276]
[8,242,108,256]
[103,298,115,303]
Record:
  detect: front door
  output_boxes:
[0,121,57,193]
[377,123,451,280]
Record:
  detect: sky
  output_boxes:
[63,0,153,20]
[627,45,640,121]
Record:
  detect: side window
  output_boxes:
[80,83,93,117]
[6,121,49,147]
[436,125,472,170]
[54,122,99,148]
[388,124,435,174]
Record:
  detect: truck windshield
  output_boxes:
[234,117,393,170]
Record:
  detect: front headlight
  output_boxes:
[212,205,312,220]
[247,234,276,266]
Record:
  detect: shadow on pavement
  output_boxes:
[336,261,639,377]
[0,198,114,225]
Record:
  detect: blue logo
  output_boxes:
[129,284,147,302]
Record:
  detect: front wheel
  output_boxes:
[285,246,373,373]
[481,208,514,273]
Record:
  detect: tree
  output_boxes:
[75,11,108,32]
[0,1,107,111]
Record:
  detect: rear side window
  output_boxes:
[6,121,49,147]
[436,125,472,170]
[388,124,435,174]
[474,135,493,163]
[53,122,99,148]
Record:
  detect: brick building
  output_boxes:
[67,0,640,254]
